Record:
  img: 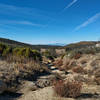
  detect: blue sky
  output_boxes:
[0,0,100,44]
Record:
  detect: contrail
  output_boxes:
[75,12,100,31]
[64,0,78,10]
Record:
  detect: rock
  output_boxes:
[0,80,7,94]
[36,79,51,88]
[27,82,37,91]
[50,66,57,70]
[39,75,55,80]
[19,81,38,93]
[64,73,77,82]
[52,69,65,74]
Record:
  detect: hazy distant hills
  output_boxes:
[47,43,66,46]
[0,37,61,50]
[64,41,100,50]
[0,37,99,50]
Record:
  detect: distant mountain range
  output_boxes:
[0,37,99,50]
[0,37,61,50]
[64,41,100,50]
[48,43,66,46]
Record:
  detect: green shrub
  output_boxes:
[13,47,31,58]
[0,43,42,61]
[17,48,26,57]
[25,48,32,58]
[13,47,42,61]
[2,46,12,56]
[43,50,54,61]
[0,43,7,55]
[32,50,42,61]
[13,47,20,55]
[43,50,50,56]
[0,43,12,57]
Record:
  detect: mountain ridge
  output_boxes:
[0,37,100,50]
[0,37,61,49]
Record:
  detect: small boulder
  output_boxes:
[36,79,51,88]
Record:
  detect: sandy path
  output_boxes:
[18,87,54,100]
[17,64,68,100]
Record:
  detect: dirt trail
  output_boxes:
[17,63,67,100]
[0,62,59,100]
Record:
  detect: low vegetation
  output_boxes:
[42,50,54,61]
[66,47,100,58]
[53,80,82,98]
[0,43,51,92]
[0,56,50,91]
[1,39,100,99]
[0,43,42,60]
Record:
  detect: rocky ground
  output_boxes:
[17,62,100,100]
[1,54,100,100]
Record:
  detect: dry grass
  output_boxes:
[74,75,94,85]
[0,55,50,91]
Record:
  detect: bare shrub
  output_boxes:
[94,69,100,78]
[53,80,82,98]
[61,59,70,71]
[94,77,100,85]
[74,53,81,59]
[62,56,78,71]
[63,61,77,71]
[72,66,87,74]
[67,50,82,59]
[80,60,87,65]
[74,75,93,84]
[70,61,77,67]
[54,58,63,67]
[94,69,100,85]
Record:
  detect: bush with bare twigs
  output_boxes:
[54,58,63,67]
[53,80,82,98]
[74,53,81,59]
[94,69,100,85]
[72,66,87,74]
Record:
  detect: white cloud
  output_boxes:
[0,3,18,10]
[75,13,100,31]
[0,20,46,27]
[64,0,78,10]
[0,3,53,21]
